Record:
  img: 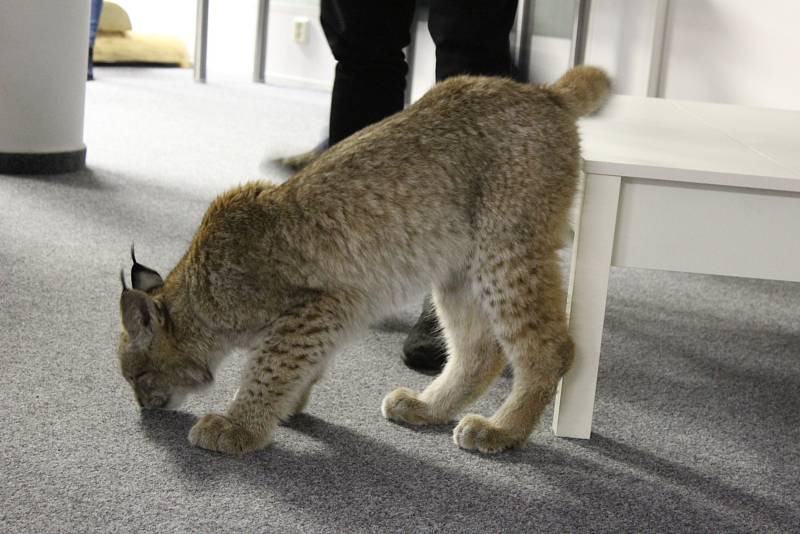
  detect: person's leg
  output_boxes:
[280,0,415,171]
[403,0,519,373]
[429,0,518,81]
[402,294,447,372]
[322,0,416,145]
[88,0,104,81]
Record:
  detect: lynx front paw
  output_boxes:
[188,413,261,456]
[381,387,439,426]
[453,414,525,454]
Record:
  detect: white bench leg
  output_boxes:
[552,173,621,439]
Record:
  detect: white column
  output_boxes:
[0,0,90,173]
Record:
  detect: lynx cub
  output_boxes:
[117,66,610,455]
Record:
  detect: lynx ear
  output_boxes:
[120,289,156,348]
[130,244,163,293]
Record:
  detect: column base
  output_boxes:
[0,148,86,175]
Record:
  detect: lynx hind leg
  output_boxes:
[454,248,574,453]
[382,272,506,426]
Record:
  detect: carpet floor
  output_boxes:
[1,67,798,533]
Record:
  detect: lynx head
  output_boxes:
[117,246,212,409]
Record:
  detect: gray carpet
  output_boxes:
[1,68,799,533]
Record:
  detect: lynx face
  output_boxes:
[117,316,211,409]
[117,249,212,409]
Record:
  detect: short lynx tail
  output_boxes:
[550,65,611,117]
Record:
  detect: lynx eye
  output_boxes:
[124,372,140,386]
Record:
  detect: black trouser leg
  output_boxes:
[321,0,416,145]
[428,0,518,81]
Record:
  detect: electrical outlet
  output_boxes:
[293,17,309,44]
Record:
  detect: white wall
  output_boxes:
[118,0,196,55]
[117,0,335,84]
[119,0,263,81]
[116,0,800,111]
[660,0,800,110]
[409,19,436,103]
[584,0,800,110]
[265,2,335,90]
[205,0,259,80]
[584,0,659,97]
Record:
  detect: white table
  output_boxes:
[552,95,800,439]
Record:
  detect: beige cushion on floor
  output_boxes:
[95,1,191,67]
[94,32,191,67]
[98,2,132,33]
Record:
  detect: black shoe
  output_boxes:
[402,296,447,374]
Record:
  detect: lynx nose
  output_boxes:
[135,391,168,409]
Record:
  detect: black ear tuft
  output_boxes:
[131,244,164,293]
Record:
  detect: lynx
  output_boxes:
[117,66,610,455]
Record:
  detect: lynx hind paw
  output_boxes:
[188,413,261,456]
[381,387,438,426]
[453,414,525,454]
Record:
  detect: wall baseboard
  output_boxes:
[265,73,332,91]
